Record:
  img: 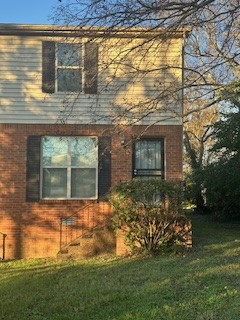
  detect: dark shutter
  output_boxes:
[98,136,111,199]
[84,42,98,94]
[26,136,41,202]
[42,41,55,93]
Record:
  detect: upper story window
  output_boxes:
[41,136,98,199]
[56,43,82,92]
[42,41,98,94]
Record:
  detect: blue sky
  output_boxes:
[0,0,59,24]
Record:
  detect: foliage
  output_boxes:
[184,105,218,168]
[52,1,239,212]
[52,1,239,214]
[202,107,240,220]
[203,157,240,220]
[0,215,239,320]
[183,105,218,210]
[211,109,240,159]
[53,0,240,117]
[110,179,190,255]
[183,169,205,211]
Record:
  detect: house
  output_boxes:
[0,24,189,259]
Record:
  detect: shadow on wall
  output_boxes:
[0,38,61,259]
[0,33,183,259]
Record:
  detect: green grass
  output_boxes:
[0,214,239,320]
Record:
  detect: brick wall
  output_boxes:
[0,123,183,259]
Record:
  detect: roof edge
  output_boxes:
[0,23,191,38]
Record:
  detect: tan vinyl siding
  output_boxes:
[0,34,183,125]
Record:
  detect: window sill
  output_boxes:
[39,198,99,205]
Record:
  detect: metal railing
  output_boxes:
[59,201,111,253]
[0,232,7,260]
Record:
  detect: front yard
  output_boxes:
[0,214,239,320]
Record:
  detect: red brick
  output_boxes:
[0,123,182,259]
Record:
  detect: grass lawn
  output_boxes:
[0,214,239,320]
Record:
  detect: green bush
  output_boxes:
[202,109,240,221]
[110,179,191,255]
[203,157,240,220]
[183,169,205,212]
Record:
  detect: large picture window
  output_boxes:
[41,136,98,199]
[133,139,164,178]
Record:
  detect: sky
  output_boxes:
[0,0,59,25]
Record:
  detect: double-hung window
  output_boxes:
[41,136,98,199]
[56,43,82,92]
[133,139,164,179]
[42,41,98,94]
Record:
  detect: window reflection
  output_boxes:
[42,136,98,199]
[135,140,162,170]
[57,43,81,67]
[56,42,82,92]
[134,139,164,203]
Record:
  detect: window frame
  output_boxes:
[42,41,98,95]
[40,136,98,200]
[133,138,165,179]
[56,42,84,93]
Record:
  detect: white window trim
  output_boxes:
[55,42,85,93]
[40,136,98,200]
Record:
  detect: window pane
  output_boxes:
[140,141,150,169]
[42,168,67,198]
[42,137,69,166]
[147,141,158,169]
[155,141,161,168]
[57,43,81,67]
[71,137,97,167]
[135,140,162,170]
[71,168,96,198]
[135,141,141,169]
[135,140,149,169]
[41,136,98,200]
[57,69,82,92]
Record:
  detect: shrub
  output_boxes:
[110,179,191,255]
[203,157,240,220]
[202,109,240,221]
